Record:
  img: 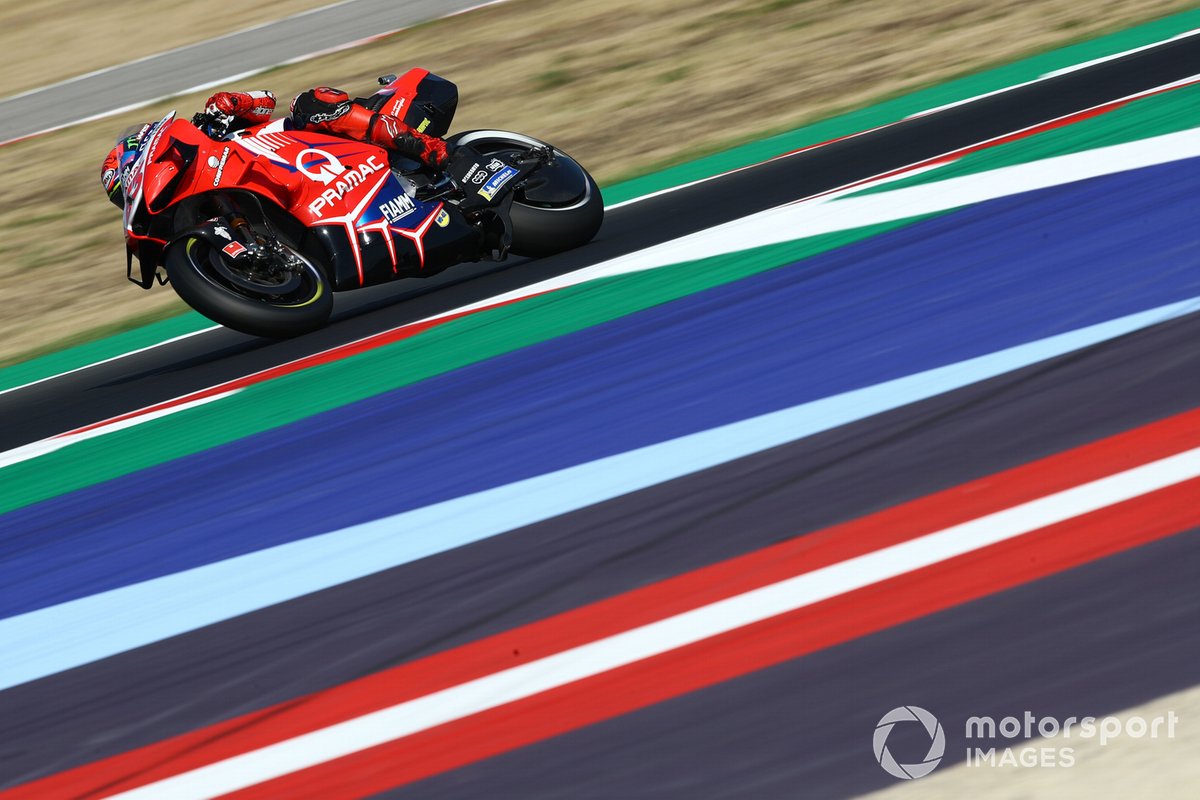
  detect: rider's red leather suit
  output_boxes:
[207,87,448,168]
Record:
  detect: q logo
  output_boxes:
[296,148,346,185]
[873,706,945,780]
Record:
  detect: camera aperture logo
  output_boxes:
[873,706,945,780]
[874,707,1179,778]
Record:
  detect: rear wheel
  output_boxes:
[448,130,603,257]
[165,234,332,338]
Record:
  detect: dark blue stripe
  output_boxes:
[2,156,1199,618]
[395,529,1200,800]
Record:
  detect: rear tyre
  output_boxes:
[448,130,603,257]
[165,235,333,338]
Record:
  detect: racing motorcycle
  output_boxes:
[117,69,603,337]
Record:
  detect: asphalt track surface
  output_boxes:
[0,0,489,144]
[2,32,1199,798]
[1,30,1198,451]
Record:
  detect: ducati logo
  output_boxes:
[296,148,348,185]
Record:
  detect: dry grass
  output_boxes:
[0,0,334,95]
[0,0,1196,365]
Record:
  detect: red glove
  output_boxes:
[394,130,449,170]
[373,113,449,169]
[205,90,276,123]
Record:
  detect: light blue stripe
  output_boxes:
[1,296,1196,691]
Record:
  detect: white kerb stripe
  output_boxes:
[108,446,1200,800]
[0,391,240,470]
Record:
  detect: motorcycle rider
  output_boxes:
[101,86,450,207]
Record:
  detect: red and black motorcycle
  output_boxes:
[118,69,603,337]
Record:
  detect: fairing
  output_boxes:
[124,107,480,291]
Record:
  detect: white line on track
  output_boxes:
[0,0,362,105]
[0,392,237,470]
[0,0,515,148]
[107,445,1200,799]
[1041,27,1200,77]
[0,328,218,399]
[904,27,1200,119]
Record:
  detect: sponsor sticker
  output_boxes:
[212,147,231,186]
[478,165,519,201]
[379,194,416,223]
[307,154,387,217]
[122,163,142,197]
[222,241,248,258]
[306,102,351,124]
[236,128,293,162]
[296,148,347,185]
[435,209,450,228]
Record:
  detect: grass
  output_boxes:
[535,69,577,91]
[658,66,692,84]
[0,304,190,370]
[0,0,1198,366]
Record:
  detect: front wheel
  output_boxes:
[448,130,603,258]
[165,232,333,338]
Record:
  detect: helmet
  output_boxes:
[100,123,151,209]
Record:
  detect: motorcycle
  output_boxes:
[117,68,604,337]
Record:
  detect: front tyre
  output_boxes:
[448,130,603,257]
[165,234,333,338]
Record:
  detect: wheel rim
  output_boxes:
[185,238,326,308]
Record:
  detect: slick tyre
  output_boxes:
[166,235,333,338]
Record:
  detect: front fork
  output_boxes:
[210,193,270,246]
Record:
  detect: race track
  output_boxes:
[0,22,1198,799]
[0,0,493,145]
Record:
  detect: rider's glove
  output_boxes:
[392,130,450,170]
[203,91,277,136]
[207,91,276,120]
[368,111,449,170]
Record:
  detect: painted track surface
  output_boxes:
[1,25,1199,799]
[0,0,491,144]
[6,308,1200,789]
